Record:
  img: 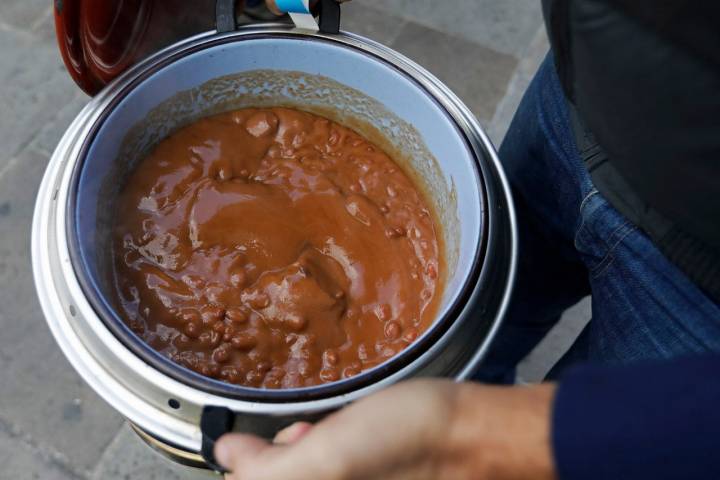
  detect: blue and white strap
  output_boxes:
[274,0,319,30]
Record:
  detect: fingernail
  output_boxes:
[214,437,232,469]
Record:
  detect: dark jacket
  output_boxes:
[554,355,720,480]
[542,2,720,479]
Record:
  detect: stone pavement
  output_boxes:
[0,1,588,478]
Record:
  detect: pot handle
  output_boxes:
[216,0,342,34]
[317,0,342,34]
[200,405,236,473]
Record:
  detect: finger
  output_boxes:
[274,422,314,445]
[264,0,284,16]
[215,433,270,476]
[223,423,349,480]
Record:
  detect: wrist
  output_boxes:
[445,382,558,480]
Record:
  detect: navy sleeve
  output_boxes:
[552,355,720,480]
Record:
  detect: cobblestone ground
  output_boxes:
[0,2,588,477]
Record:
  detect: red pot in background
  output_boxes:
[54,0,218,94]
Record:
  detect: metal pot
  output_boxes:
[32,6,517,471]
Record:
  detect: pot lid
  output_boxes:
[54,0,217,95]
[53,0,340,95]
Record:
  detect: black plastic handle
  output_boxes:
[200,405,237,473]
[318,0,341,34]
[216,0,237,33]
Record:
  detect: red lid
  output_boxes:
[54,0,218,95]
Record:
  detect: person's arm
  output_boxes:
[553,354,720,480]
[214,380,557,480]
[214,355,720,480]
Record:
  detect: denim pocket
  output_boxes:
[574,189,637,277]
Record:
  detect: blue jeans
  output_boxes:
[475,55,720,383]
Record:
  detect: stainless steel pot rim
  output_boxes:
[64,28,489,402]
[32,24,517,452]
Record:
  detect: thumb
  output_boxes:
[214,433,270,475]
[274,422,314,445]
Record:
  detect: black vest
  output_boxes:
[542,0,720,302]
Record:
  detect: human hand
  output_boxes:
[215,380,557,479]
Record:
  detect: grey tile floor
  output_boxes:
[0,2,589,477]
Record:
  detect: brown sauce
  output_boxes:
[112,107,442,388]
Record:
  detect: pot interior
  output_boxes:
[70,33,485,399]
